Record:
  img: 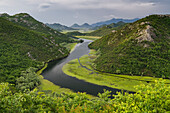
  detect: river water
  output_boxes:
[42,39,132,96]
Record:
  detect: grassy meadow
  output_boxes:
[63,49,170,92]
[75,36,101,40]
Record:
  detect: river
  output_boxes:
[42,39,132,96]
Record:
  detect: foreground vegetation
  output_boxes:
[0,80,169,112]
[89,15,170,78]
[63,50,170,92]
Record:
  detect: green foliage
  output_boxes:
[66,31,86,36]
[16,68,41,91]
[0,79,169,112]
[0,17,69,84]
[112,79,170,112]
[89,15,170,78]
[0,13,74,43]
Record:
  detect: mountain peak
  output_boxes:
[14,13,31,18]
[71,23,80,27]
[82,23,90,26]
[0,13,10,17]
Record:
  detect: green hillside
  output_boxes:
[46,23,75,31]
[0,17,69,84]
[87,21,126,36]
[66,31,86,36]
[89,15,170,78]
[0,13,74,43]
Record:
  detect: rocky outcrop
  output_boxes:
[136,25,155,43]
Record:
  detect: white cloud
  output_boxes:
[0,0,169,25]
[24,0,156,10]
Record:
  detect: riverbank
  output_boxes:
[62,49,170,92]
[36,43,78,94]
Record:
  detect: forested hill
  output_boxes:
[0,13,73,43]
[0,17,69,84]
[46,23,75,31]
[89,15,170,78]
[87,21,126,36]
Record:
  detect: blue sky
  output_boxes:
[0,0,169,26]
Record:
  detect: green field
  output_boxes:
[62,49,170,92]
[75,36,101,40]
[61,43,77,52]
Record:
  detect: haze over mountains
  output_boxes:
[46,18,139,31]
[70,18,139,30]
[91,18,139,27]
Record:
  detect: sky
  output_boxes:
[0,0,169,26]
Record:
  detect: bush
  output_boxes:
[0,79,169,112]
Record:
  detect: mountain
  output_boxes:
[91,18,139,27]
[71,23,80,29]
[71,23,92,29]
[81,23,91,28]
[46,23,75,31]
[0,14,72,84]
[87,21,126,36]
[0,13,74,43]
[89,15,170,78]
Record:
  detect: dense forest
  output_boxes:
[0,15,73,86]
[89,15,170,78]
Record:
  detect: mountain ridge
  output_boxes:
[89,14,170,78]
[91,18,139,27]
[46,23,75,31]
[0,13,74,43]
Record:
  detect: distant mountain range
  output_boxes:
[91,18,139,27]
[71,23,91,29]
[70,18,139,30]
[45,18,139,31]
[46,23,75,31]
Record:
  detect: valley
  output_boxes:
[0,12,169,112]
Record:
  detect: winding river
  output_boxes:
[42,39,132,96]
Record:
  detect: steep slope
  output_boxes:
[91,18,139,27]
[0,17,69,84]
[89,15,170,78]
[0,13,73,43]
[87,21,126,36]
[46,23,75,31]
